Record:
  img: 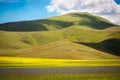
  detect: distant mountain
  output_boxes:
[0,12,120,59]
[0,12,116,31]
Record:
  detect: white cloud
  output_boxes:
[46,0,120,25]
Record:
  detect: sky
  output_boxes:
[0,0,120,25]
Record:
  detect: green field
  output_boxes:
[0,73,120,80]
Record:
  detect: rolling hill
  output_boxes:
[0,12,120,59]
[0,12,115,31]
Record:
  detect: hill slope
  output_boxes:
[0,26,120,59]
[0,12,120,59]
[0,12,115,31]
[0,39,119,59]
[16,39,119,59]
[0,26,120,48]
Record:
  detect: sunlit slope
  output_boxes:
[49,12,115,29]
[16,39,119,59]
[0,26,120,59]
[0,39,119,59]
[0,26,120,49]
[0,12,115,31]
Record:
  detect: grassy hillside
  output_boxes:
[0,26,120,59]
[49,12,115,29]
[0,12,115,31]
[16,39,119,59]
[0,26,120,48]
[0,12,119,59]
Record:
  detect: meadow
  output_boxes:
[0,73,120,80]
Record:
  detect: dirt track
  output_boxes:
[0,67,120,76]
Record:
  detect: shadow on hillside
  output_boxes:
[0,19,73,32]
[70,13,115,29]
[39,19,73,29]
[75,38,120,56]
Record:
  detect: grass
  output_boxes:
[50,12,115,29]
[0,73,120,80]
[0,26,120,59]
[0,12,119,59]
[0,39,119,59]
[0,57,120,68]
[0,26,120,49]
[0,12,115,31]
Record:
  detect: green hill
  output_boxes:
[0,26,120,59]
[0,12,115,31]
[15,39,119,59]
[0,12,120,59]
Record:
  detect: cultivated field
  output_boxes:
[0,57,120,67]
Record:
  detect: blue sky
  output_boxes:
[0,0,120,24]
[0,0,58,24]
[115,0,120,4]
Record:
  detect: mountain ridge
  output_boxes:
[0,12,116,31]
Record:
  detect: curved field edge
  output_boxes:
[0,73,120,80]
[0,57,120,68]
